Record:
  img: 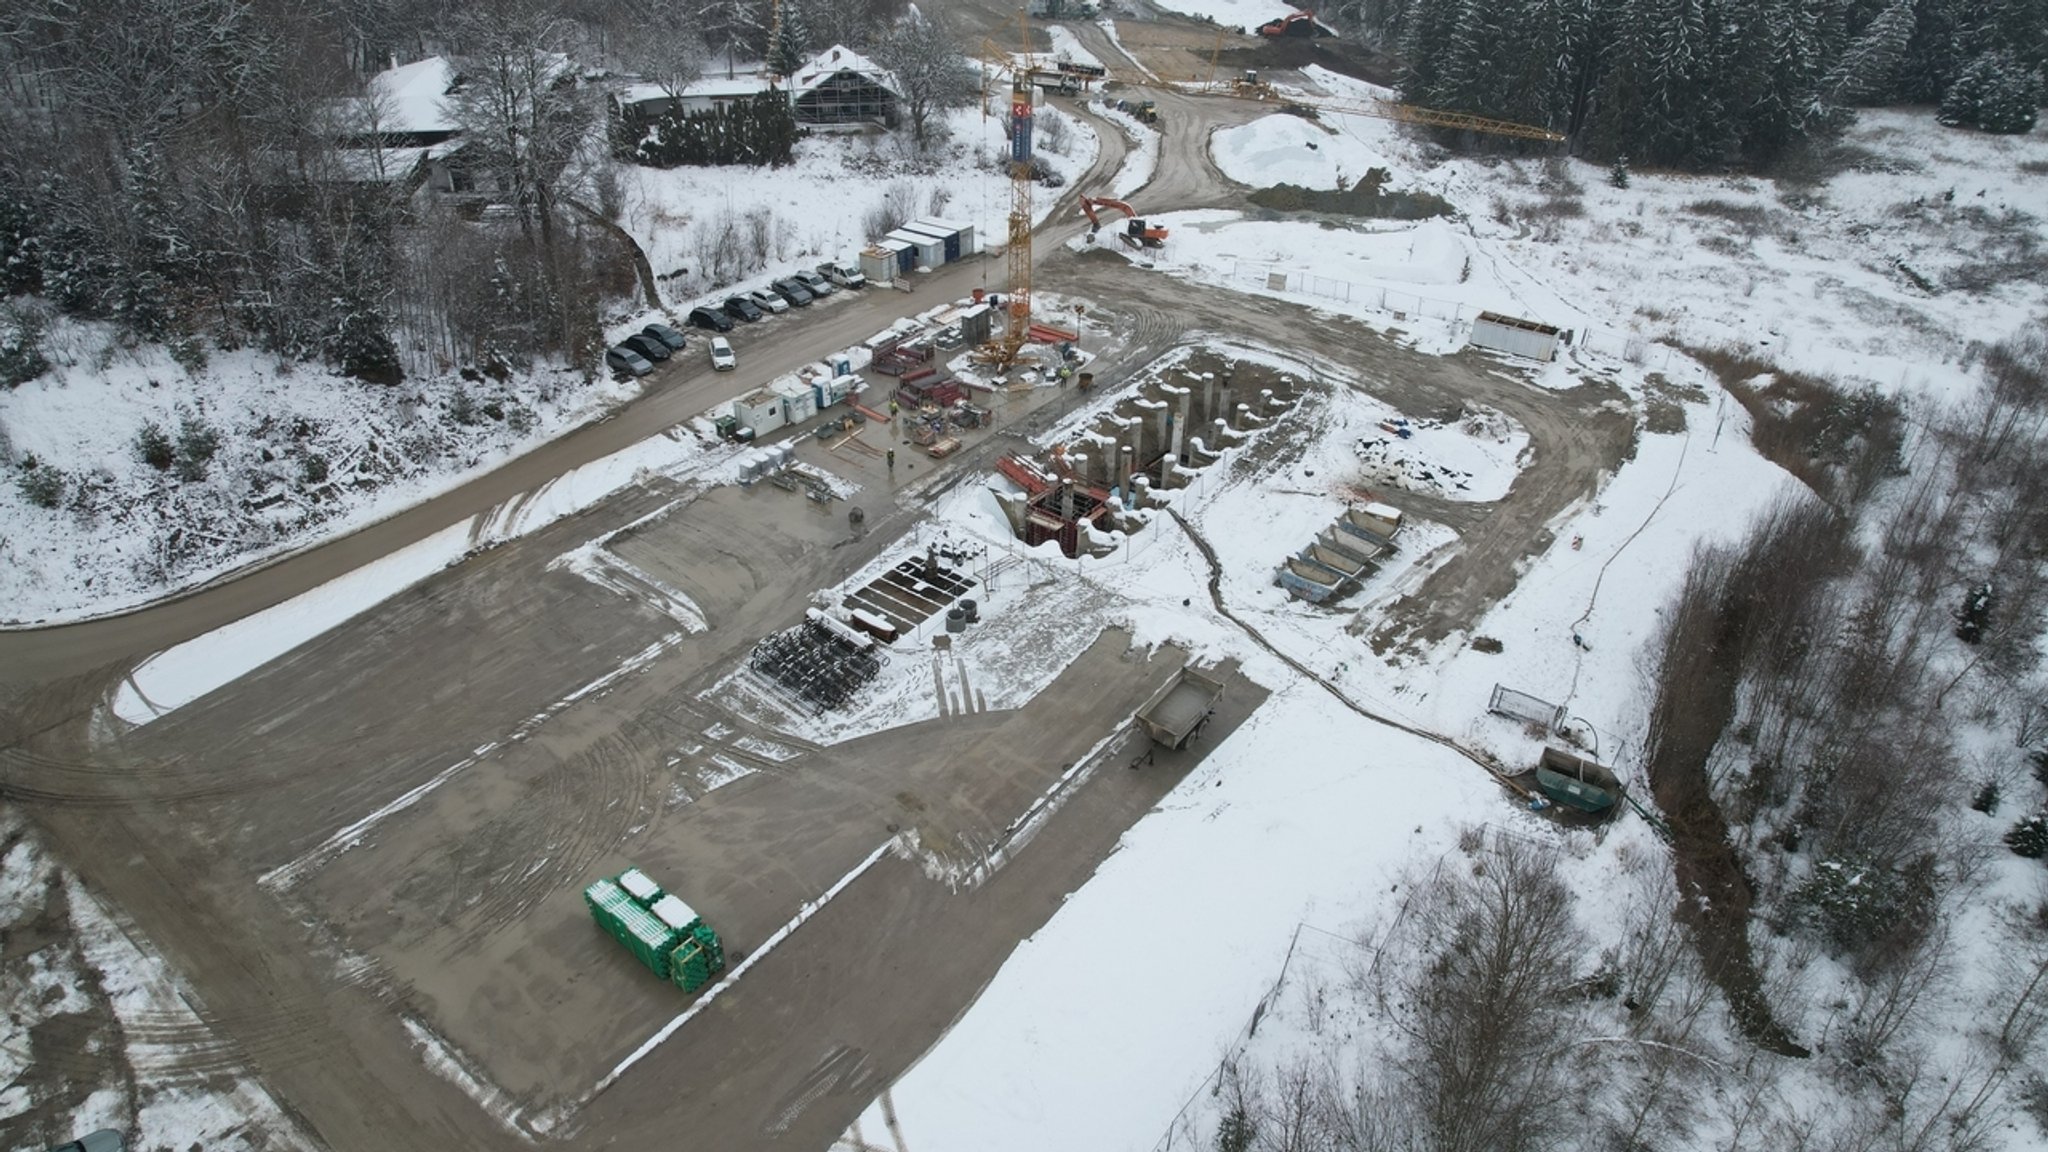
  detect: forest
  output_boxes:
[1329,0,2046,168]
[0,0,900,388]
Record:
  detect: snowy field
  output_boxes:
[1141,0,1302,31]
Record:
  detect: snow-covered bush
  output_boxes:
[0,305,48,388]
[2008,814,2048,859]
[1939,50,2044,135]
[1788,855,1933,956]
[16,456,63,508]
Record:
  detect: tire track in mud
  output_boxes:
[432,713,670,959]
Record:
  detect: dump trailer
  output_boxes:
[1135,666,1227,749]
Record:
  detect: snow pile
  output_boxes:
[1089,99,1162,199]
[1212,113,1405,191]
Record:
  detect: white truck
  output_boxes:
[817,260,867,289]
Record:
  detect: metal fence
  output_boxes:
[1233,262,1472,324]
[1488,683,1566,733]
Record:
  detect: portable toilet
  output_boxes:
[772,377,817,425]
[732,388,785,437]
[859,245,896,286]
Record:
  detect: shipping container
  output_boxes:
[884,228,945,270]
[732,388,786,437]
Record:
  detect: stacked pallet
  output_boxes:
[583,878,681,980]
[585,867,730,993]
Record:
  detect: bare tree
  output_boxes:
[1381,831,1587,1152]
[612,0,707,99]
[445,1,595,253]
[871,4,975,149]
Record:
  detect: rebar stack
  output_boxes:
[748,618,886,714]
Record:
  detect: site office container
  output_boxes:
[910,216,975,262]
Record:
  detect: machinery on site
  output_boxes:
[1079,196,1169,249]
[1256,10,1330,38]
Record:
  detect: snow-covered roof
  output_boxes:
[617,73,774,105]
[367,56,459,135]
[329,143,447,183]
[789,45,900,98]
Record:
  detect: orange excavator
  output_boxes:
[1079,196,1169,249]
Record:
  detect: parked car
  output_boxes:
[621,333,670,361]
[641,322,687,350]
[687,305,735,332]
[772,278,814,306]
[605,345,654,377]
[709,335,736,371]
[818,261,867,289]
[747,287,791,315]
[792,268,837,296]
[724,294,764,322]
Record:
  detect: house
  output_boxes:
[609,45,899,130]
[337,56,461,149]
[786,46,899,127]
[610,71,776,120]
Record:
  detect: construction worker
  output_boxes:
[887,449,896,470]
[888,398,899,416]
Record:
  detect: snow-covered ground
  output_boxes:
[1141,0,1302,31]
[811,64,2048,1152]
[0,330,637,626]
[0,807,315,1152]
[1156,67,2048,388]
[617,99,1098,311]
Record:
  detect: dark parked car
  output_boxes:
[772,278,814,306]
[687,305,735,332]
[724,294,764,322]
[605,345,653,377]
[641,322,687,350]
[621,333,670,361]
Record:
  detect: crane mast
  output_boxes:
[998,66,1034,368]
